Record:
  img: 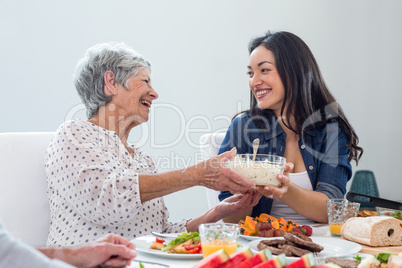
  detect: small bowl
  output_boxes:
[226,154,286,186]
[376,207,402,220]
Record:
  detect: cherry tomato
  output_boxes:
[155,237,165,243]
[188,248,199,254]
[187,244,202,254]
[184,244,195,251]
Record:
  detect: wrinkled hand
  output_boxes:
[214,191,262,218]
[195,148,255,194]
[256,162,293,199]
[69,234,137,268]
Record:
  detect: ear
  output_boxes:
[104,71,118,96]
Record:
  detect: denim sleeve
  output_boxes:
[218,116,244,155]
[316,182,344,199]
[315,126,352,196]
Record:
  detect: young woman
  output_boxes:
[219,31,363,224]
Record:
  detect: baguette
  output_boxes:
[341,216,402,247]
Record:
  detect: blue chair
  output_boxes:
[349,170,379,210]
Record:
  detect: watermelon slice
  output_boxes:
[193,249,230,268]
[234,249,272,268]
[217,248,254,268]
[284,253,315,268]
[218,248,253,268]
[254,253,287,268]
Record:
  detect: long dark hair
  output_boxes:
[238,31,363,164]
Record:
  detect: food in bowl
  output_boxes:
[226,154,286,186]
[376,207,402,220]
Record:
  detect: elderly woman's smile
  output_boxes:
[140,99,151,108]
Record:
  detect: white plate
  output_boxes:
[239,234,266,241]
[343,253,371,260]
[247,237,362,262]
[131,235,203,260]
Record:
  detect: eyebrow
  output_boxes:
[247,61,274,69]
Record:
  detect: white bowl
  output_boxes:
[226,154,286,186]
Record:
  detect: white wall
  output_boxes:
[1,0,401,223]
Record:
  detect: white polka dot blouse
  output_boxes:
[45,120,187,246]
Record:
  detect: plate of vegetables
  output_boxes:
[132,232,203,259]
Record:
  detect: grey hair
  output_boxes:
[73,42,151,119]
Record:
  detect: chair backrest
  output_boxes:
[0,132,55,246]
[349,170,379,209]
[199,133,226,209]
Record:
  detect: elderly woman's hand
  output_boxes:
[256,162,293,199]
[214,191,262,217]
[185,190,261,232]
[192,148,256,194]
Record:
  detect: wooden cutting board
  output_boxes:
[332,236,402,254]
[319,226,402,254]
[359,244,402,255]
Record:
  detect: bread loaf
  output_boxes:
[341,216,402,246]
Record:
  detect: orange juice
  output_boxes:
[201,241,237,258]
[329,222,343,236]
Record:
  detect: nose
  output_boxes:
[149,87,158,100]
[250,73,262,89]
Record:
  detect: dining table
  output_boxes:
[128,224,402,268]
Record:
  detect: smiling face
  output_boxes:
[113,68,158,123]
[248,45,285,115]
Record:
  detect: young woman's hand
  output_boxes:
[256,162,293,199]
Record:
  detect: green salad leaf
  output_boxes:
[391,211,402,220]
[354,255,362,262]
[161,232,200,252]
[375,252,392,263]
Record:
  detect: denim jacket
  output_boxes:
[218,113,352,218]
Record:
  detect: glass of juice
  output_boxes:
[326,199,360,237]
[199,223,240,258]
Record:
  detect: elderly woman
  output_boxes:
[45,43,267,247]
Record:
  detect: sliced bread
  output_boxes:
[341,216,402,246]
